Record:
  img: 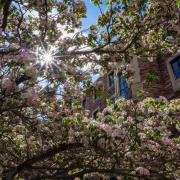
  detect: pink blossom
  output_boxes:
[68,67,76,75]
[125,152,133,159]
[148,107,155,113]
[112,129,120,138]
[104,125,113,136]
[0,28,2,36]
[102,107,113,115]
[127,116,134,124]
[24,91,38,105]
[98,138,106,148]
[161,137,173,145]
[138,133,146,140]
[135,167,150,176]
[25,67,37,81]
[73,1,86,14]
[157,96,168,103]
[96,80,103,87]
[64,82,71,90]
[2,78,16,92]
[137,116,144,121]
[121,111,127,116]
[90,25,98,32]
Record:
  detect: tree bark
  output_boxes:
[1,0,12,30]
[2,142,83,180]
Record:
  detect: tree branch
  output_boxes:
[0,48,21,55]
[2,142,83,180]
[1,0,12,30]
[27,167,162,180]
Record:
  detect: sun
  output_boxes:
[30,44,65,75]
[43,53,53,63]
[34,45,58,68]
[41,51,54,66]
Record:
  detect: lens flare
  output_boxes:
[35,45,57,67]
[43,53,53,64]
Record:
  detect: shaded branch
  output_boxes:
[1,0,12,30]
[0,48,21,55]
[2,142,83,180]
[27,167,165,180]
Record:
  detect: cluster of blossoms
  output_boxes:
[1,56,179,179]
[81,97,180,179]
[0,0,180,179]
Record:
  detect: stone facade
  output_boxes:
[84,53,180,117]
[138,53,180,98]
[84,73,116,117]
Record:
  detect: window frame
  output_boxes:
[109,94,118,110]
[92,108,99,119]
[166,53,180,92]
[108,71,115,87]
[93,87,103,101]
[82,98,86,109]
[170,57,180,80]
[118,72,131,99]
[93,88,98,100]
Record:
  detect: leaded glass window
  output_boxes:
[119,73,131,99]
[108,71,115,87]
[171,57,180,79]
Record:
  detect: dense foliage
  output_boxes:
[0,93,179,179]
[0,0,180,179]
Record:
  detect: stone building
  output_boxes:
[83,53,180,117]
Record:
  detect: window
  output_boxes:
[119,73,131,99]
[82,98,86,109]
[110,97,118,110]
[108,71,115,87]
[93,88,97,100]
[93,88,102,100]
[171,57,180,79]
[167,54,180,92]
[162,23,176,40]
[93,109,99,119]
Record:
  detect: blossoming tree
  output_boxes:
[0,0,180,179]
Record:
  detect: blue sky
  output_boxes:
[81,1,107,82]
[81,0,107,29]
[82,0,99,28]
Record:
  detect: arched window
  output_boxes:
[166,54,180,92]
[171,56,180,79]
[93,109,99,119]
[82,98,86,109]
[118,73,131,99]
[108,71,115,87]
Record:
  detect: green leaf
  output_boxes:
[106,1,110,7]
[0,2,4,11]
[91,0,102,6]
[176,0,180,7]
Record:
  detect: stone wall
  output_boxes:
[138,54,180,99]
[85,73,115,117]
[138,57,164,97]
[84,54,180,116]
[157,54,175,98]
